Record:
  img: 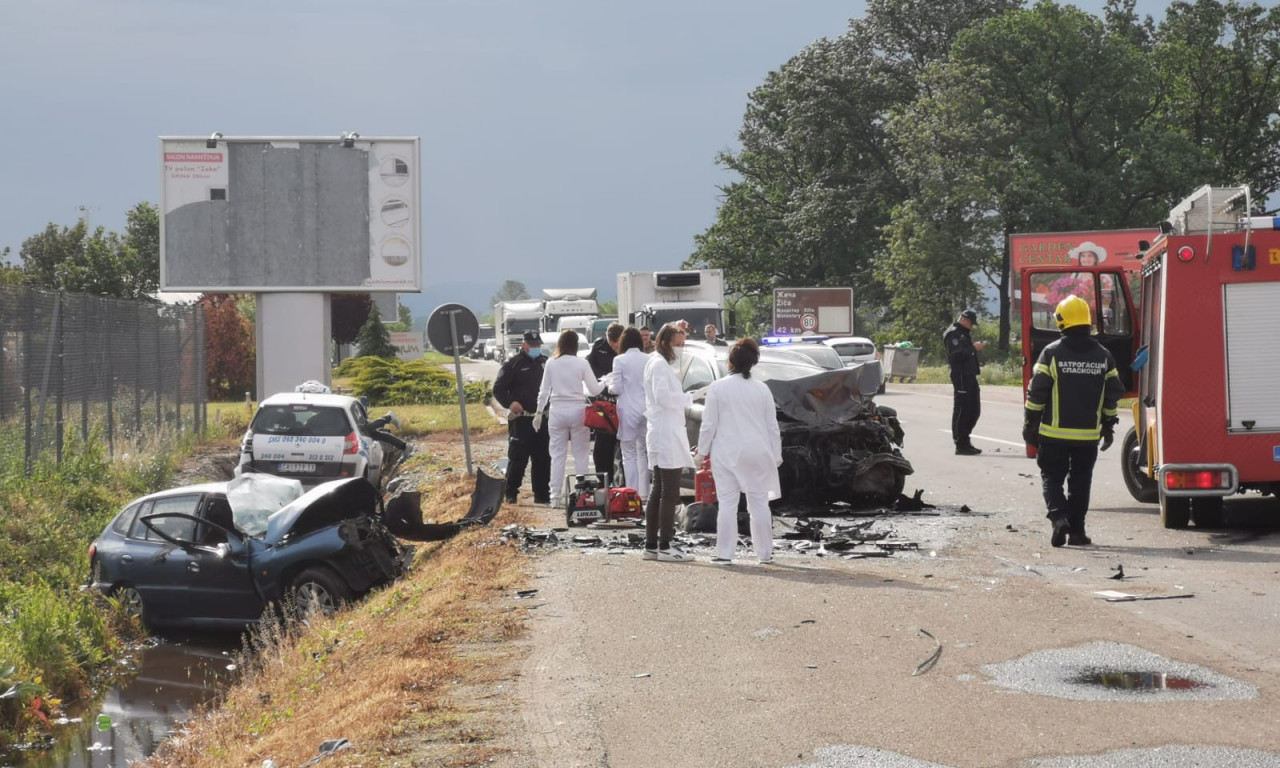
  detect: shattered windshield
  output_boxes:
[226,474,304,537]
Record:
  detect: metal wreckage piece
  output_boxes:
[764,363,913,504]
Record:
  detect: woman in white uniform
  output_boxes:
[610,326,650,502]
[642,323,695,562]
[536,330,604,507]
[694,338,782,564]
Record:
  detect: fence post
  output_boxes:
[155,311,162,435]
[197,305,206,435]
[23,288,33,475]
[107,299,115,457]
[81,294,90,443]
[55,292,65,465]
[133,301,141,440]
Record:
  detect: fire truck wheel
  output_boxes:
[1121,428,1159,504]
[1159,492,1191,529]
[1190,496,1225,529]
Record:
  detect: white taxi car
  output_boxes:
[236,392,385,489]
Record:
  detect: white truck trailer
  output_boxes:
[541,288,599,336]
[616,269,728,341]
[494,299,544,361]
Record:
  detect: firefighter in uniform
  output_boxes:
[944,309,985,455]
[493,331,552,505]
[1023,295,1124,547]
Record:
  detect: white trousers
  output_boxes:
[712,463,773,561]
[549,406,591,501]
[619,433,650,500]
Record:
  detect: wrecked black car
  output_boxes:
[89,475,416,629]
[680,343,910,504]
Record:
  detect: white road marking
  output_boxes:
[939,429,1025,447]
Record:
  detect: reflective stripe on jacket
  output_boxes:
[1024,334,1124,444]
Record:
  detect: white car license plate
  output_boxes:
[279,462,316,473]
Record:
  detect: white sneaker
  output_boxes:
[657,547,692,563]
[642,549,659,561]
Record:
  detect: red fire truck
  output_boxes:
[1020,185,1280,528]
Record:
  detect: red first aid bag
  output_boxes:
[584,398,618,433]
[608,487,643,518]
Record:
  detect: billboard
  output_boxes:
[389,331,425,361]
[1008,228,1157,274]
[772,288,854,336]
[160,135,421,292]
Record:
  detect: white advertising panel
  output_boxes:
[160,135,421,292]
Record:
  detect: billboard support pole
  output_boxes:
[448,311,474,476]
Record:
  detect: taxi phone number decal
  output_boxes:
[264,435,333,445]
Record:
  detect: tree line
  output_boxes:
[687,0,1280,357]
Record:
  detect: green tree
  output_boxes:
[597,300,617,316]
[688,0,1020,323]
[385,301,413,332]
[490,280,530,306]
[885,1,1209,351]
[15,202,161,299]
[355,303,398,359]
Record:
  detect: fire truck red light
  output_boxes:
[1176,246,1195,262]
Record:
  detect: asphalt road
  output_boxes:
[500,382,1280,768]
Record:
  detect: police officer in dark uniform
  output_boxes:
[586,322,623,487]
[1023,296,1123,547]
[944,308,985,455]
[493,330,551,504]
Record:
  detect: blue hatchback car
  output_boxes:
[88,476,414,629]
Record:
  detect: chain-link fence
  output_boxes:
[0,285,206,472]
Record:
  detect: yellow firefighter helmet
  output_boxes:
[1054,295,1092,331]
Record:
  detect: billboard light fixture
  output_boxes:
[341,131,360,148]
[206,131,223,149]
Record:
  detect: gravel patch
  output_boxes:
[785,745,953,768]
[980,641,1256,702]
[1028,745,1280,768]
[783,744,1280,768]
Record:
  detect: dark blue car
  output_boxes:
[89,477,414,629]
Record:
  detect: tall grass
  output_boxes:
[0,424,179,750]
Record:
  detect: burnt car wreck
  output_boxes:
[767,362,911,504]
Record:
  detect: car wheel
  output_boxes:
[1191,496,1225,529]
[1159,491,1191,529]
[1120,428,1159,504]
[290,567,354,619]
[113,585,147,624]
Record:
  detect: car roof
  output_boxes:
[137,481,230,502]
[258,392,360,408]
[823,336,876,345]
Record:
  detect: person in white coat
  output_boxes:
[642,323,695,562]
[610,327,650,502]
[536,330,604,507]
[694,338,782,564]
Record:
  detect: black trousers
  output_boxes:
[506,417,550,501]
[645,467,682,550]
[950,370,981,445]
[1036,440,1099,533]
[592,430,618,486]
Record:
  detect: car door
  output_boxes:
[124,494,203,623]
[1019,266,1140,456]
[184,494,264,623]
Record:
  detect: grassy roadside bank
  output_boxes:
[139,450,537,768]
[0,401,501,754]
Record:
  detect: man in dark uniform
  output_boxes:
[586,322,623,486]
[944,308,986,455]
[1023,295,1123,547]
[493,330,551,504]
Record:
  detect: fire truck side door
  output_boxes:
[1019,267,1139,398]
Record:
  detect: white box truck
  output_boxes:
[616,270,728,341]
[495,299,544,361]
[542,288,599,334]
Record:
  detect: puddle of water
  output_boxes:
[3,634,237,768]
[1069,669,1208,692]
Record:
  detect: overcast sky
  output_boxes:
[0,0,1171,313]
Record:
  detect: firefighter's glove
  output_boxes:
[1022,414,1041,446]
[1099,418,1117,452]
[531,413,543,432]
